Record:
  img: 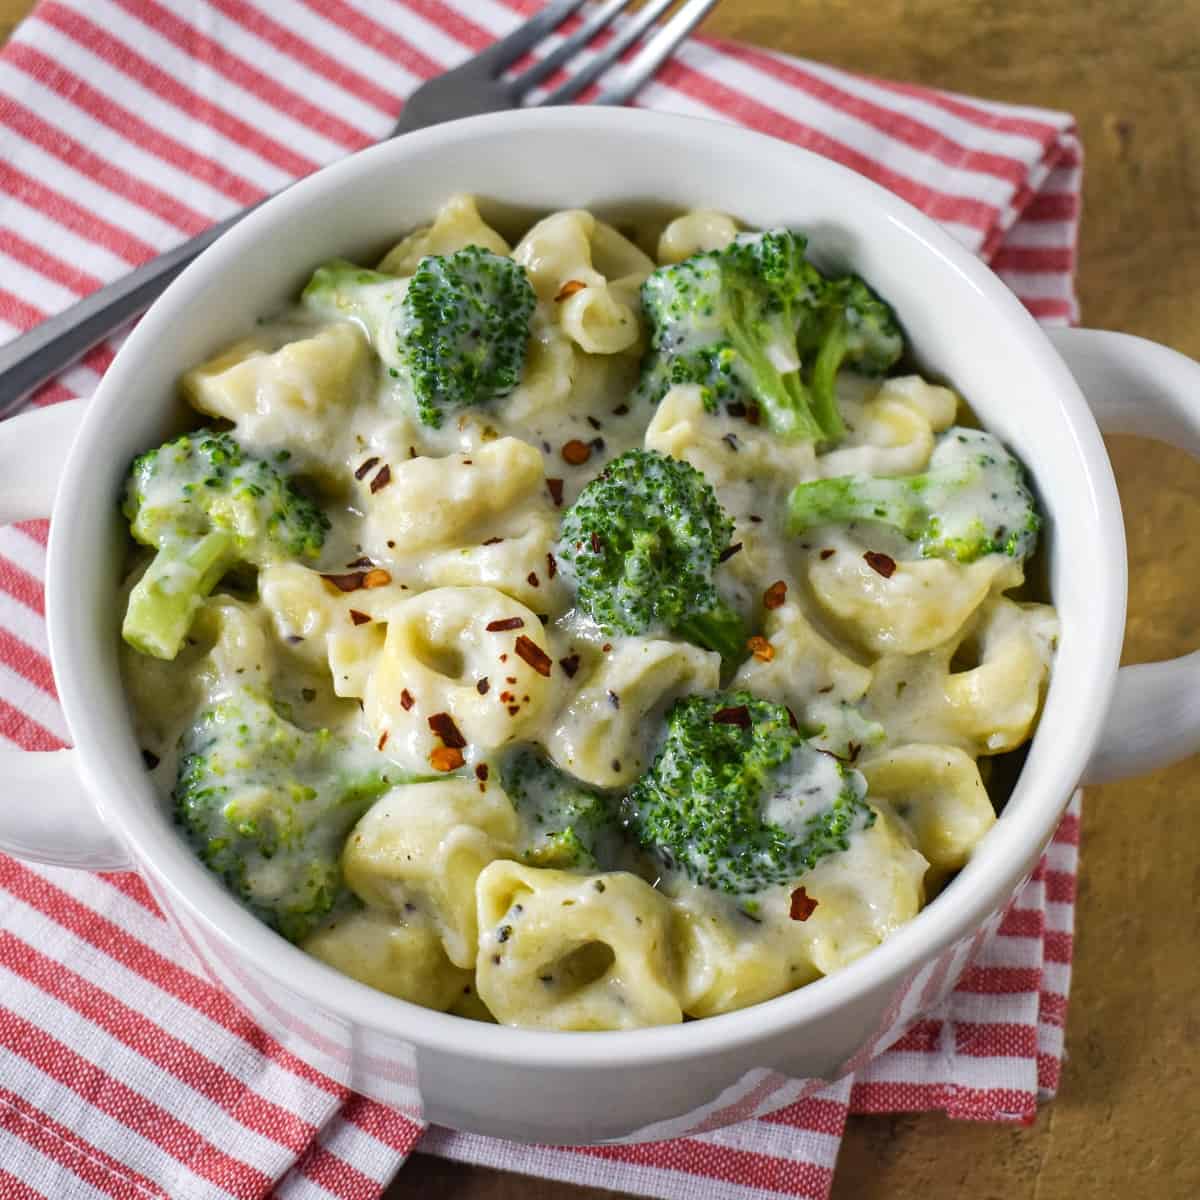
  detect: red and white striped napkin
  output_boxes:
[0,2,1083,1197]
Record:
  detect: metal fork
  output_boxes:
[0,0,718,417]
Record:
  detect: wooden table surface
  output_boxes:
[3,2,1198,1197]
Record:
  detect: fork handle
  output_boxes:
[0,205,257,419]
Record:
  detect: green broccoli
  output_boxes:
[624,691,873,895]
[499,745,623,871]
[121,430,328,660]
[175,688,408,942]
[787,426,1041,564]
[302,245,535,428]
[635,229,903,443]
[557,448,746,664]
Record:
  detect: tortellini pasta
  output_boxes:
[807,534,1025,656]
[125,200,1059,1033]
[303,907,472,1010]
[785,804,928,976]
[545,638,720,787]
[475,862,681,1030]
[671,888,818,1018]
[867,596,1059,755]
[859,745,995,885]
[343,778,519,969]
[182,323,371,475]
[353,587,559,770]
[359,437,547,564]
[377,192,509,274]
[512,210,652,355]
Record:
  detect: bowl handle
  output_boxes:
[1048,328,1200,784]
[0,400,131,870]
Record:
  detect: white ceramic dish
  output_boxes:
[2,108,1199,1144]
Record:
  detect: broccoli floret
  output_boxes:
[558,448,746,664]
[624,691,873,895]
[302,246,535,428]
[787,426,1041,563]
[499,745,622,871]
[174,688,407,942]
[635,230,903,444]
[121,430,328,660]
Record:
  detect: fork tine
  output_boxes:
[508,0,634,96]
[475,0,590,75]
[592,0,719,105]
[539,0,676,106]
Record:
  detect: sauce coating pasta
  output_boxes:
[121,197,1057,1030]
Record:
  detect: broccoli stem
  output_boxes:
[122,529,236,659]
[724,310,826,443]
[785,476,927,540]
[806,315,849,443]
[672,602,747,667]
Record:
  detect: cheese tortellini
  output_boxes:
[124,197,1058,1033]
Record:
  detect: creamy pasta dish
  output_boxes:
[120,196,1058,1030]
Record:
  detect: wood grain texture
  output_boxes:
[0,1,1196,1196]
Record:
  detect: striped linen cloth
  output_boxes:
[0,2,1083,1197]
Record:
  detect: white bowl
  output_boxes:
[3,107,1200,1144]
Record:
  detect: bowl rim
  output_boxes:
[48,105,1123,1069]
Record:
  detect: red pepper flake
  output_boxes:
[354,456,380,481]
[747,635,774,662]
[819,548,836,560]
[428,712,466,749]
[718,541,743,563]
[790,886,818,922]
[713,705,751,727]
[476,677,489,695]
[555,279,588,301]
[506,676,517,684]
[500,691,514,703]
[500,653,508,662]
[515,634,552,677]
[377,731,389,751]
[527,571,540,588]
[345,555,374,569]
[507,705,521,716]
[602,642,612,653]
[590,531,603,555]
[545,551,558,579]
[431,746,464,772]
[546,478,564,507]
[399,689,414,711]
[486,616,525,633]
[369,464,392,493]
[363,568,392,589]
[559,654,580,678]
[322,571,366,593]
[482,536,505,546]
[475,763,489,782]
[763,580,787,610]
[462,459,473,465]
[864,550,896,578]
[562,439,592,466]
[349,609,370,626]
